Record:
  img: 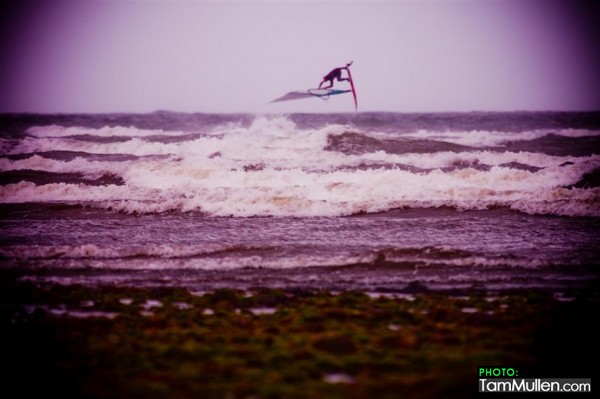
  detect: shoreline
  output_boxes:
[5,257,598,293]
[2,278,597,398]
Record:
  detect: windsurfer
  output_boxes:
[318,62,353,89]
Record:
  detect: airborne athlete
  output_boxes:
[318,61,353,89]
[269,61,357,110]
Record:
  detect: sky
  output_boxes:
[1,0,599,114]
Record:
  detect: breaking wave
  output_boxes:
[2,116,599,217]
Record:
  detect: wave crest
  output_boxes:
[3,116,599,217]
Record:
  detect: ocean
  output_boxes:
[1,111,599,292]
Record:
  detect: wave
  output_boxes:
[6,121,597,172]
[3,147,594,176]
[21,121,600,150]
[398,128,600,148]
[0,154,130,177]
[26,125,188,138]
[0,243,562,270]
[2,166,598,217]
[0,243,269,261]
[2,116,599,217]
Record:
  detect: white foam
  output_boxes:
[398,128,600,147]
[9,136,190,157]
[2,160,599,217]
[26,125,187,138]
[0,155,130,178]
[0,181,138,203]
[362,150,596,170]
[0,243,581,271]
[0,243,261,260]
[3,117,599,217]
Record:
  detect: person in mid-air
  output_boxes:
[318,61,353,89]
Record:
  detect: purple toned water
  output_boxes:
[1,112,599,291]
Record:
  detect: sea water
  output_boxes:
[1,112,599,291]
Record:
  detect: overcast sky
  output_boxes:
[1,0,599,114]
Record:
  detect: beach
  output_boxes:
[2,281,597,398]
[1,111,599,397]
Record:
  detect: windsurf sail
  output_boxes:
[270,89,351,104]
[269,91,315,103]
[270,62,358,110]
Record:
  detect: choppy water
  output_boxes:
[1,112,599,291]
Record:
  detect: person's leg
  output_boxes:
[320,79,333,89]
[337,71,349,83]
[331,69,348,84]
